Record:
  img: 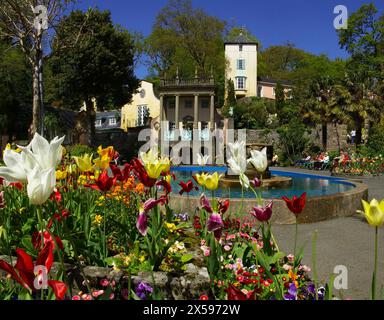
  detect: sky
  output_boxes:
[75,0,384,79]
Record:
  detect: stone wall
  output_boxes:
[244,123,348,152]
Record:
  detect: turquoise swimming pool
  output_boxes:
[170,166,355,199]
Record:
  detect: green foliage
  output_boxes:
[259,42,310,80]
[144,0,226,106]
[277,119,310,165]
[67,144,96,157]
[0,40,31,137]
[233,97,275,129]
[366,123,384,156]
[47,8,139,110]
[223,79,236,117]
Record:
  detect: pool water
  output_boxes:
[170,167,355,199]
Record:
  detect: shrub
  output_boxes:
[277,119,310,165]
[365,124,384,156]
[67,144,96,157]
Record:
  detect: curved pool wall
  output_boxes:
[170,166,368,224]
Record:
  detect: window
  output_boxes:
[95,119,102,127]
[137,105,149,126]
[239,44,243,52]
[237,59,245,70]
[168,100,175,108]
[201,99,209,108]
[185,100,193,108]
[109,118,117,125]
[235,77,246,90]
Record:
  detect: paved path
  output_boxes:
[270,167,384,300]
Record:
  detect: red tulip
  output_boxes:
[32,231,64,251]
[179,180,198,195]
[47,210,70,229]
[131,158,156,188]
[156,179,172,195]
[282,192,307,216]
[227,284,256,300]
[50,189,62,203]
[85,170,117,192]
[9,182,23,190]
[110,164,131,182]
[218,199,230,215]
[0,242,67,300]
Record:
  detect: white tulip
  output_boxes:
[0,150,35,182]
[26,167,56,205]
[18,133,65,171]
[228,141,246,160]
[239,173,250,189]
[227,157,247,174]
[248,147,268,173]
[197,153,210,166]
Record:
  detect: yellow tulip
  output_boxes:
[160,157,171,173]
[140,149,159,166]
[73,154,94,172]
[98,146,114,159]
[195,173,208,186]
[204,172,222,190]
[358,199,384,227]
[164,174,172,185]
[93,155,110,170]
[56,170,67,180]
[145,162,165,179]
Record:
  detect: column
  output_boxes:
[175,95,180,130]
[210,94,215,130]
[194,94,199,129]
[160,94,164,123]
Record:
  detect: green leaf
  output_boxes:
[181,254,194,264]
[21,236,35,254]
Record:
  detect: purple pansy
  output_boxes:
[135,282,153,300]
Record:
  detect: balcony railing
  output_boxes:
[160,78,215,87]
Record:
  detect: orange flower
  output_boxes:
[135,183,145,194]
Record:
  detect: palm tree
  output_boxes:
[302,76,351,151]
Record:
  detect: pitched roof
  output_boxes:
[258,77,293,87]
[225,31,258,45]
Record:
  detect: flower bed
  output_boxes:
[0,135,382,300]
[332,155,384,176]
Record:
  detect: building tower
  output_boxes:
[224,29,258,99]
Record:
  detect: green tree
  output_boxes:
[47,9,139,146]
[302,77,351,151]
[259,42,309,80]
[0,0,75,137]
[144,0,226,106]
[277,119,310,165]
[233,97,270,129]
[274,82,285,111]
[223,79,236,117]
[337,3,384,145]
[0,39,31,138]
